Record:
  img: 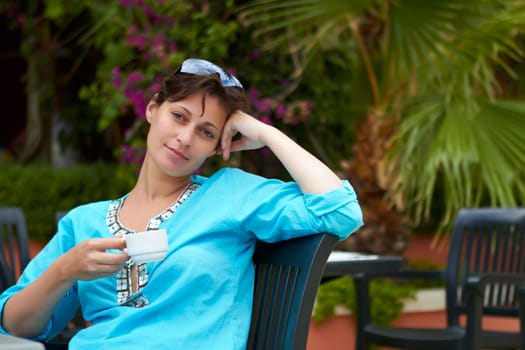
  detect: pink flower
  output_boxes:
[260,115,273,126]
[149,82,161,93]
[127,72,144,85]
[152,34,165,48]
[143,6,153,17]
[134,99,147,118]
[307,101,314,110]
[249,88,259,102]
[125,34,147,50]
[124,87,146,118]
[119,144,145,165]
[251,50,261,60]
[254,98,272,113]
[118,0,134,8]
[111,67,122,88]
[126,25,138,35]
[260,147,271,156]
[275,104,286,118]
[153,15,163,24]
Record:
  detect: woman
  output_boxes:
[0,58,363,349]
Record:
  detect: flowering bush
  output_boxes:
[73,0,316,169]
[2,0,353,175]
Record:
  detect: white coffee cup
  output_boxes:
[124,229,168,264]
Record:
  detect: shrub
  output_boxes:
[0,163,137,242]
[313,276,416,326]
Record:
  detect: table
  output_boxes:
[0,334,44,349]
[324,251,404,278]
[323,251,405,350]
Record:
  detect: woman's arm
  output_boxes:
[220,110,342,194]
[2,237,127,338]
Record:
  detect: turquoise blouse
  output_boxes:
[0,167,363,349]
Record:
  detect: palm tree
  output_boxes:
[239,0,525,254]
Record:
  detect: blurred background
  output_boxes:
[0,0,524,253]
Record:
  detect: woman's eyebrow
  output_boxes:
[174,104,193,117]
[172,102,219,130]
[201,121,220,131]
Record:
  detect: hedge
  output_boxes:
[0,163,137,242]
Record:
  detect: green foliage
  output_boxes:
[2,1,362,179]
[0,163,137,242]
[238,0,525,235]
[77,1,244,143]
[313,277,416,326]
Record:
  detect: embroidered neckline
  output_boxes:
[106,182,199,235]
[106,182,200,307]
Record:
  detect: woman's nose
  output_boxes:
[176,126,193,147]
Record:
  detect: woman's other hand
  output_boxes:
[219,110,269,160]
[58,237,128,281]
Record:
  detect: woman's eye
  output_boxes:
[201,129,215,139]
[171,112,185,121]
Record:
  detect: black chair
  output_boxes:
[43,228,337,350]
[519,285,525,350]
[354,207,525,350]
[247,233,338,350]
[55,211,67,224]
[0,206,30,292]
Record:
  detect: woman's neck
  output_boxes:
[119,160,192,232]
[131,156,192,202]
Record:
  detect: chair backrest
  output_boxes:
[0,206,30,292]
[56,211,67,225]
[247,233,338,350]
[445,208,525,326]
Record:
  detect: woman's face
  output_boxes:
[145,91,228,177]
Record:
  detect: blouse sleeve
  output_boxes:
[0,214,80,341]
[213,168,363,242]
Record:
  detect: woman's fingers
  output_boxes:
[220,111,269,160]
[65,237,129,280]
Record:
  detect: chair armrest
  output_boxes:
[465,273,525,349]
[518,285,525,350]
[467,273,525,290]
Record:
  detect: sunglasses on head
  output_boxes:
[178,58,243,90]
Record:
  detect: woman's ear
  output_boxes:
[207,145,221,158]
[145,100,157,123]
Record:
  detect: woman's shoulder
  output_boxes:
[193,167,269,185]
[62,199,116,219]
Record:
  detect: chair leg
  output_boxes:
[518,286,525,350]
[353,274,371,350]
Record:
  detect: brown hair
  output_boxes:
[152,72,248,117]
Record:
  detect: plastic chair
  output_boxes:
[42,228,337,350]
[55,211,67,224]
[247,233,338,350]
[354,207,525,350]
[519,285,525,350]
[0,206,30,292]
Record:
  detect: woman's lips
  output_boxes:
[166,145,189,160]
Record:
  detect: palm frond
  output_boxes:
[390,96,525,231]
[386,0,525,97]
[238,0,375,49]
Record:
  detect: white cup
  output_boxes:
[124,229,168,263]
